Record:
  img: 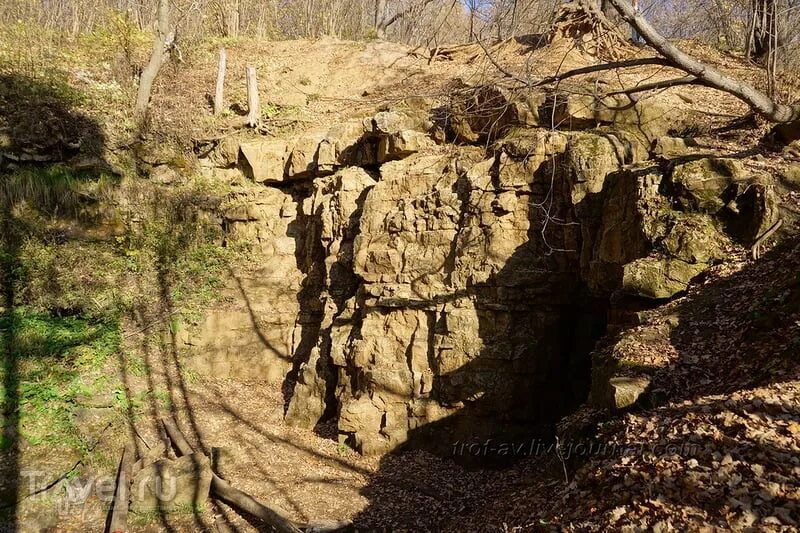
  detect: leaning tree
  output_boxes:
[563,0,800,142]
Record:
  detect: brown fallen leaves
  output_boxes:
[444,231,799,530]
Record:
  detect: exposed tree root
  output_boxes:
[550,0,633,60]
[161,418,309,533]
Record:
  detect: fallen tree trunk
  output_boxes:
[161,418,303,533]
[107,442,135,533]
[605,0,800,130]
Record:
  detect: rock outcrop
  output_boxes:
[184,90,779,457]
[181,187,304,382]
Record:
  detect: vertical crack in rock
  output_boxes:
[285,168,377,429]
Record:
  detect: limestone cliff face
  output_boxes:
[182,89,778,456]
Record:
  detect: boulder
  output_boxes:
[542,91,689,141]
[662,214,726,265]
[318,120,367,171]
[669,158,779,244]
[368,110,431,136]
[669,157,748,212]
[722,178,779,244]
[285,347,331,428]
[288,131,327,179]
[622,256,706,299]
[609,376,651,410]
[566,133,623,204]
[239,139,289,183]
[130,453,212,513]
[652,136,697,158]
[619,212,727,299]
[325,120,376,167]
[377,129,432,163]
[206,136,240,168]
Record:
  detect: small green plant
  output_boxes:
[125,353,148,377]
[262,102,281,119]
[337,441,353,456]
[152,388,171,410]
[180,364,202,384]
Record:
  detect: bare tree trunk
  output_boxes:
[469,2,475,42]
[214,48,226,115]
[305,0,315,37]
[230,0,240,37]
[375,0,387,38]
[767,0,778,97]
[375,0,433,40]
[135,0,173,115]
[750,0,774,61]
[246,66,260,127]
[606,0,800,125]
[746,1,758,60]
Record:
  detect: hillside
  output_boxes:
[0,11,799,533]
